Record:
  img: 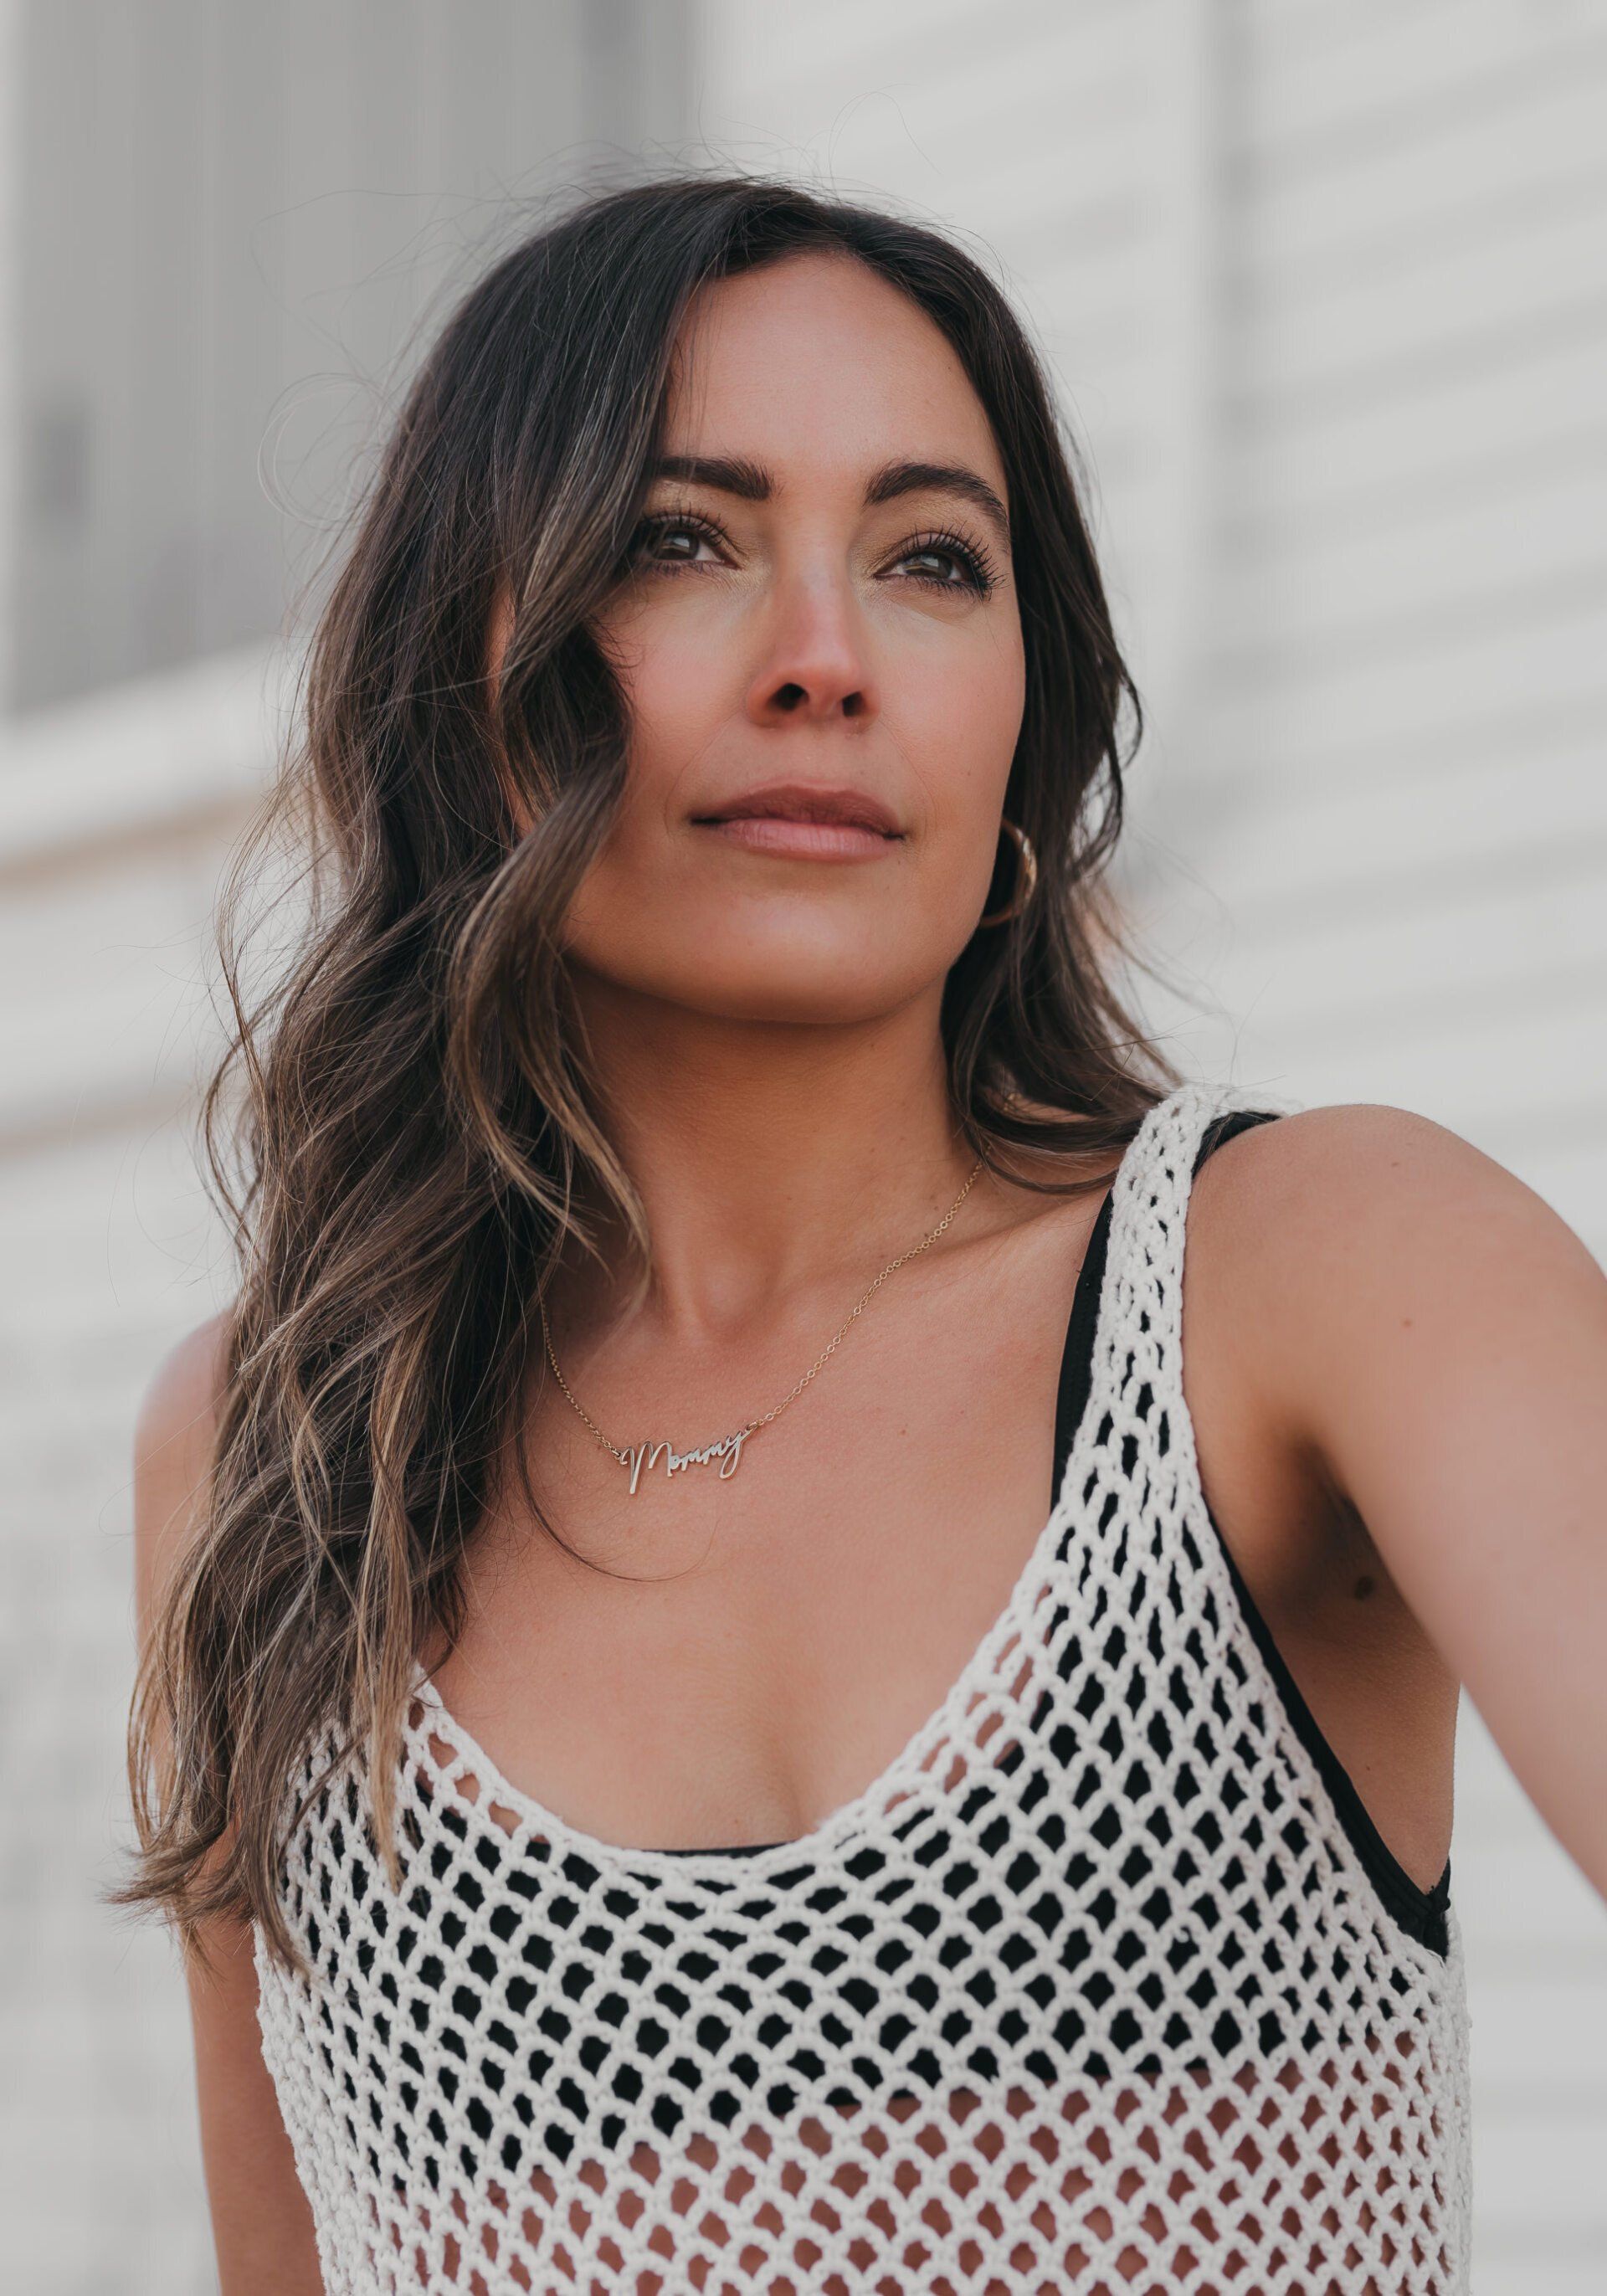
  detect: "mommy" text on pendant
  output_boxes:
[622,1426,749,1494]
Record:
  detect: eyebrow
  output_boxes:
[647,453,1012,552]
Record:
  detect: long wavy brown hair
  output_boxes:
[110,171,1186,1978]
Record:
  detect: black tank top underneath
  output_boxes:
[651,1106,1451,1959]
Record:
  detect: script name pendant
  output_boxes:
[623,1425,749,1495]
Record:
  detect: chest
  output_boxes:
[427,1231,1088,1850]
[422,1176,1448,1886]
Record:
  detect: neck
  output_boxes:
[555,968,984,1345]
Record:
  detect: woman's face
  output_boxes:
[512,249,1027,1027]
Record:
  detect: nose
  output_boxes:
[743,564,879,727]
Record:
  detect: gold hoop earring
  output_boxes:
[978,818,1038,927]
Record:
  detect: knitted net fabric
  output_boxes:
[254,1081,1472,2294]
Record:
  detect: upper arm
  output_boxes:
[1216,1102,1607,1903]
[134,1317,325,2295]
[132,1315,231,1680]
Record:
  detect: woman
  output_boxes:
[116,175,1607,2295]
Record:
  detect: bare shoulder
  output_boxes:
[1195,1097,1590,1257]
[1190,1098,1607,1451]
[132,1310,234,1638]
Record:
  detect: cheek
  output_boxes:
[898,639,1026,886]
[601,625,721,818]
[557,641,721,978]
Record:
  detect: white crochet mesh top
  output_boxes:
[254,1080,1472,2293]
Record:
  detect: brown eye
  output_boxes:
[889,527,998,597]
[630,511,727,573]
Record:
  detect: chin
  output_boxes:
[686,976,906,1028]
[594,932,938,1030]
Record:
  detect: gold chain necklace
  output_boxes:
[540,1148,988,1494]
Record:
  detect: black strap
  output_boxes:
[1051,1105,1283,1494]
[1050,1186,1117,1485]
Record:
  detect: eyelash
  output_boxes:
[629,510,999,597]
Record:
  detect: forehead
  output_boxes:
[660,251,1007,498]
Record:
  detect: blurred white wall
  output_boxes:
[2,0,692,713]
[2,3,1603,2288]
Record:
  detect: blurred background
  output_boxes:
[1,3,1603,2287]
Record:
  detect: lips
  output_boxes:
[692,781,903,838]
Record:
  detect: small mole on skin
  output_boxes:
[1353,1574,1376,1600]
